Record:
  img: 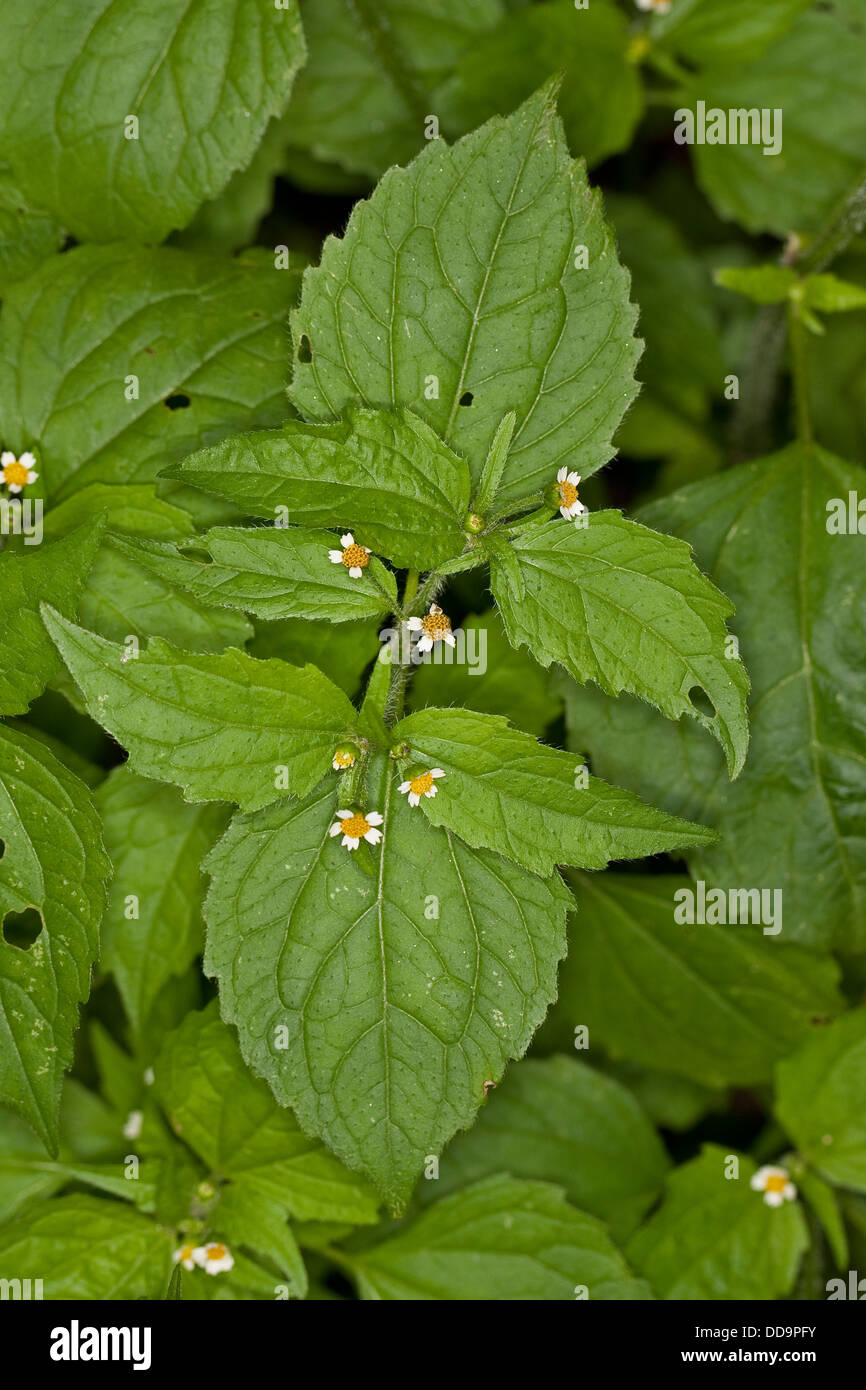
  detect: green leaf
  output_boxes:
[0,520,104,716]
[347,1175,652,1300]
[154,1002,379,1225]
[393,707,717,876]
[407,608,562,738]
[421,1056,669,1242]
[0,244,301,501]
[627,1146,809,1300]
[203,770,571,1210]
[0,727,111,1152]
[796,1167,849,1269]
[490,512,750,776]
[653,0,814,66]
[608,195,724,422]
[39,483,197,545]
[715,264,799,306]
[0,165,63,292]
[96,768,228,1040]
[541,873,844,1089]
[0,0,306,242]
[803,273,866,315]
[249,617,380,698]
[285,0,503,178]
[776,1012,866,1194]
[42,609,361,811]
[110,527,398,624]
[290,85,640,506]
[683,8,866,237]
[435,0,644,171]
[0,1193,171,1299]
[215,1180,308,1297]
[166,408,471,571]
[561,444,866,951]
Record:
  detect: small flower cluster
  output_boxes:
[1,450,38,493]
[750,1165,797,1208]
[173,1241,234,1274]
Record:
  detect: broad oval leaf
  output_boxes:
[290,84,640,505]
[776,1011,866,1194]
[349,1175,652,1301]
[393,707,717,875]
[42,609,361,811]
[0,0,306,242]
[0,244,301,500]
[491,511,750,775]
[203,772,571,1210]
[0,726,111,1151]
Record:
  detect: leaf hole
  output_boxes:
[298,334,313,363]
[687,686,716,719]
[459,391,474,407]
[164,394,191,410]
[3,908,44,951]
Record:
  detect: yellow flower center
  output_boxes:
[333,750,355,768]
[205,1243,227,1260]
[341,813,370,838]
[558,479,578,508]
[342,544,369,569]
[422,611,451,639]
[3,460,29,488]
[179,1244,196,1262]
[410,772,435,796]
[764,1174,788,1195]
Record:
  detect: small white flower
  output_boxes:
[122,1109,143,1140]
[332,744,357,771]
[636,0,671,13]
[329,808,384,850]
[173,1243,200,1272]
[750,1165,797,1208]
[398,768,446,807]
[328,532,372,578]
[556,467,587,521]
[199,1242,234,1275]
[143,1067,155,1086]
[1,450,38,494]
[406,603,457,653]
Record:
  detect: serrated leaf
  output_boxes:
[491,512,750,776]
[110,527,398,624]
[0,244,301,501]
[0,520,104,716]
[683,7,866,237]
[348,1175,652,1300]
[407,608,563,737]
[286,0,503,178]
[421,1056,669,1242]
[436,0,644,170]
[42,610,361,811]
[626,1146,808,1300]
[166,408,471,571]
[96,769,228,1040]
[203,772,570,1210]
[290,85,640,506]
[561,444,866,951]
[0,727,111,1151]
[542,873,845,1089]
[393,707,716,875]
[776,1012,866,1194]
[250,617,381,698]
[0,1193,171,1299]
[0,0,306,242]
[154,1003,379,1225]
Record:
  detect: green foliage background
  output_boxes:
[0,0,864,1302]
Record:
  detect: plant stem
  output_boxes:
[788,303,813,446]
